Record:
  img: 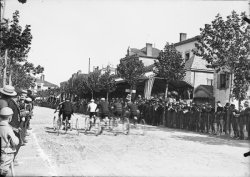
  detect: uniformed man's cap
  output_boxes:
[0,107,13,116]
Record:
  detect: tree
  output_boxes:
[193,11,250,135]
[117,55,145,100]
[83,70,101,99]
[1,11,33,85]
[99,70,116,101]
[194,11,250,102]
[154,42,186,126]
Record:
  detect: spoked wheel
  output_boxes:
[85,117,92,132]
[75,118,80,135]
[139,119,146,135]
[56,117,62,136]
[95,118,102,136]
[123,117,130,135]
[64,117,69,133]
[110,118,118,136]
[53,116,57,131]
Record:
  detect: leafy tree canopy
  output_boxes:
[154,42,186,83]
[117,54,145,89]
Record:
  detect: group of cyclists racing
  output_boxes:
[54,96,140,133]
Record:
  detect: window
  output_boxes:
[217,73,229,89]
[220,74,226,88]
[207,79,213,86]
[185,52,190,61]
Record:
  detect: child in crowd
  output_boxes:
[0,107,19,177]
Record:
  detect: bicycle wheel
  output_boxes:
[75,118,80,135]
[123,117,130,135]
[53,116,57,131]
[57,117,61,136]
[65,117,69,133]
[95,118,102,136]
[85,117,91,132]
[139,119,146,135]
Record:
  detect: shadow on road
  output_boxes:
[172,134,249,148]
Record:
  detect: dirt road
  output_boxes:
[23,106,250,176]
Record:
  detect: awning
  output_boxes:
[194,85,213,98]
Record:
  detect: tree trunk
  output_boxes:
[106,91,109,101]
[91,91,93,99]
[227,72,233,135]
[131,85,136,102]
[8,69,12,86]
[163,81,168,126]
[3,49,8,86]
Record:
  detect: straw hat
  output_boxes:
[100,98,105,101]
[90,99,94,102]
[0,85,17,96]
[0,107,13,116]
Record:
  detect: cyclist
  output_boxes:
[127,100,139,126]
[113,98,123,121]
[54,99,65,119]
[61,98,74,130]
[96,98,110,134]
[86,99,97,130]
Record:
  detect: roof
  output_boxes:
[185,55,214,72]
[174,35,200,47]
[129,47,161,58]
[34,78,58,88]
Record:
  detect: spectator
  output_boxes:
[0,107,19,177]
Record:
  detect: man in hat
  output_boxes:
[216,101,224,135]
[0,86,25,152]
[244,101,250,139]
[0,107,19,177]
[61,97,74,130]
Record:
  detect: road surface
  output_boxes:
[14,106,250,176]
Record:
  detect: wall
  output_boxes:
[191,71,214,89]
[139,56,156,66]
[213,71,231,107]
[175,41,196,59]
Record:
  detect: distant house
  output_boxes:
[31,74,59,93]
[93,65,117,75]
[174,33,214,103]
[126,43,161,67]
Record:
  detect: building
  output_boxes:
[213,66,250,108]
[93,65,117,75]
[126,43,161,67]
[31,74,59,93]
[174,33,215,103]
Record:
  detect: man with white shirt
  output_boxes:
[87,99,97,119]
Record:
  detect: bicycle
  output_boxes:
[53,111,80,135]
[95,113,130,136]
[125,110,146,135]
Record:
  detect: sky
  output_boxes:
[4,0,248,86]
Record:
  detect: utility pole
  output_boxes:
[89,58,91,74]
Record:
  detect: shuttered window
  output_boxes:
[217,73,230,90]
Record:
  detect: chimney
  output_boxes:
[40,74,45,81]
[180,33,187,42]
[146,43,152,57]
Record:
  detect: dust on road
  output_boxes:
[32,106,250,177]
